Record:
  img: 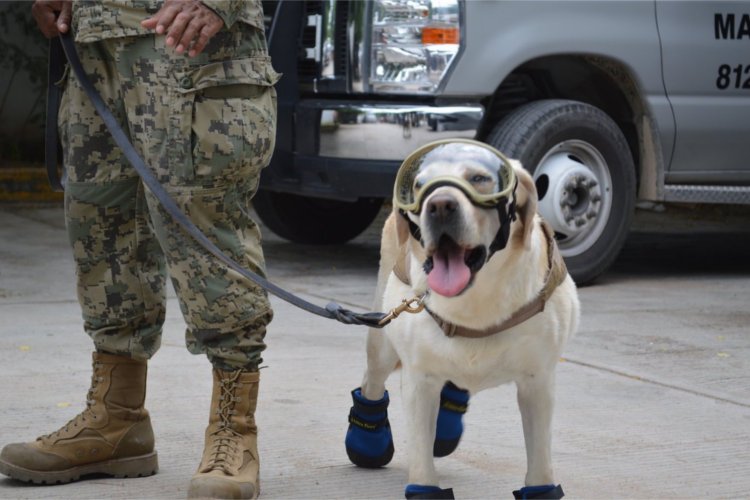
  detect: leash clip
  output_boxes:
[379,294,426,326]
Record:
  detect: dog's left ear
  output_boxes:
[393,206,412,246]
[510,160,538,249]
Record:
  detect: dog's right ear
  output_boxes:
[510,160,538,249]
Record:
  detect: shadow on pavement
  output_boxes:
[610,231,750,277]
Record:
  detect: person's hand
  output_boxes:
[31,0,72,38]
[141,0,224,57]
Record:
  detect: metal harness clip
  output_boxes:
[378,295,426,326]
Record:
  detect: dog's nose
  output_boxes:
[426,194,458,221]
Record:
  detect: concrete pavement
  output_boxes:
[0,205,749,499]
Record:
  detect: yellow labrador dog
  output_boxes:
[344,139,579,500]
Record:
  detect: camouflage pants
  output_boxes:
[59,33,278,371]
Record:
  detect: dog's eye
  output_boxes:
[470,174,491,184]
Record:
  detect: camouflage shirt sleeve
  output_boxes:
[201,0,264,30]
[73,1,266,43]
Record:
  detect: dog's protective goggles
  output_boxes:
[394,138,517,215]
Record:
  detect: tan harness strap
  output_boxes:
[426,296,545,338]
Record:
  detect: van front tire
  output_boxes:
[487,99,636,285]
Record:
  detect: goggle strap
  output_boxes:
[399,209,423,245]
[508,177,519,222]
[488,182,518,256]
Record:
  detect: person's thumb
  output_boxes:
[57,1,72,33]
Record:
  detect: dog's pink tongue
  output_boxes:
[427,249,471,297]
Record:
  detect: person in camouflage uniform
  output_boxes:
[0,1,278,498]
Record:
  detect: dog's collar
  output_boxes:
[393,220,568,339]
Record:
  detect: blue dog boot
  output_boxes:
[405,484,455,499]
[434,381,470,457]
[345,387,394,468]
[512,484,565,499]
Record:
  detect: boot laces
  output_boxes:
[206,371,244,473]
[41,361,103,441]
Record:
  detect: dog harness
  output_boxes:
[393,220,568,339]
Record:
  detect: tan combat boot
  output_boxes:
[0,351,158,484]
[188,369,261,499]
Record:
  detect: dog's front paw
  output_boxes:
[434,381,470,457]
[512,484,564,499]
[405,484,455,499]
[345,387,394,468]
